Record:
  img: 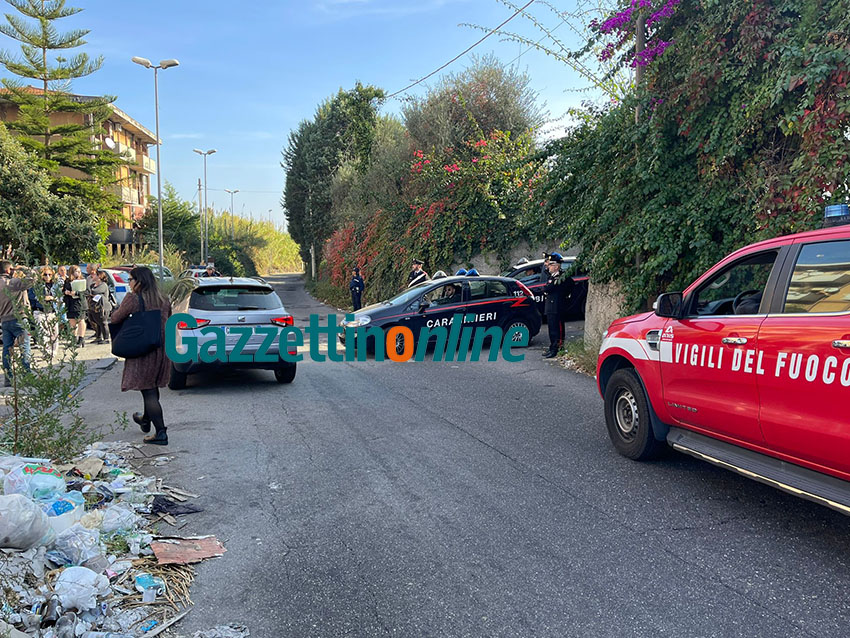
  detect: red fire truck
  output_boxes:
[597,209,850,514]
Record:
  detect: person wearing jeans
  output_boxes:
[0,261,33,386]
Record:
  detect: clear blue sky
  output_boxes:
[14,0,595,231]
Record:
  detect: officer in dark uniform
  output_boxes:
[542,252,575,358]
[349,267,365,310]
[407,259,429,288]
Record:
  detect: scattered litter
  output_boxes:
[150,535,226,565]
[191,624,250,638]
[0,441,202,636]
[151,495,203,516]
[54,566,110,611]
[4,463,65,500]
[0,493,55,549]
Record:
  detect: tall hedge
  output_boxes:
[541,0,850,309]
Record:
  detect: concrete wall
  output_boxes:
[584,280,626,348]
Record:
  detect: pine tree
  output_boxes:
[0,0,121,219]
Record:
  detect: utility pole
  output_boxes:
[197,178,203,264]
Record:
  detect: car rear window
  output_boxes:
[189,286,282,311]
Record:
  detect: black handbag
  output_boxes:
[109,295,162,359]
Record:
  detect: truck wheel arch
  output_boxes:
[599,354,669,443]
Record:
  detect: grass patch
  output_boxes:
[305,277,352,311]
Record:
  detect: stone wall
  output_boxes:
[449,241,574,275]
[584,280,626,348]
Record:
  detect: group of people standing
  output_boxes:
[0,260,172,446]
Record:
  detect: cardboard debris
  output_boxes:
[74,456,104,478]
[151,535,226,565]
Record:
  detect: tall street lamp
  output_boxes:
[193,148,216,263]
[224,188,239,241]
[131,56,179,280]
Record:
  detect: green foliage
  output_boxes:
[283,83,385,272]
[139,183,202,262]
[1,281,125,461]
[540,0,850,310]
[322,128,545,303]
[0,0,122,221]
[0,122,99,263]
[402,54,545,152]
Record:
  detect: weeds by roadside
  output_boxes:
[562,337,600,377]
[0,283,126,461]
[306,276,352,311]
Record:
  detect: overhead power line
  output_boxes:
[386,0,536,99]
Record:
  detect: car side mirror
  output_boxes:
[418,296,430,312]
[654,292,684,319]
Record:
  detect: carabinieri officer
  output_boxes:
[542,252,574,359]
[349,267,365,310]
[407,259,429,288]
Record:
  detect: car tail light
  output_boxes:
[271,316,294,327]
[517,282,534,298]
[177,318,210,330]
[111,272,126,283]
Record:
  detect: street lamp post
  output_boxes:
[131,56,179,280]
[224,189,239,241]
[193,148,217,263]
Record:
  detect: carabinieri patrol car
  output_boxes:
[502,257,589,318]
[597,206,850,515]
[339,273,541,354]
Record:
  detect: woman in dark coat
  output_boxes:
[63,265,87,347]
[110,266,172,445]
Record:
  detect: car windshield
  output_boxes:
[189,286,282,311]
[383,284,432,306]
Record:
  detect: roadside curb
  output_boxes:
[78,355,118,393]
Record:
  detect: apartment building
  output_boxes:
[0,87,156,249]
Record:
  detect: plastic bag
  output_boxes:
[0,494,55,549]
[3,464,65,501]
[54,566,110,611]
[47,524,101,566]
[43,491,85,535]
[100,503,139,533]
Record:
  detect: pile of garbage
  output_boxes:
[0,442,224,637]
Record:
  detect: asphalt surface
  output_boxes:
[80,274,850,638]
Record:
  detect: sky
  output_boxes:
[9,0,601,231]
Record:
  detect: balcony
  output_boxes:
[113,141,137,163]
[108,185,140,204]
[141,155,156,174]
[107,228,135,245]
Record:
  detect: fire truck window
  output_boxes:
[693,251,777,316]
[784,240,850,314]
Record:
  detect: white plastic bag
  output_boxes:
[48,524,101,566]
[3,464,65,501]
[100,502,139,533]
[0,494,55,549]
[54,566,110,611]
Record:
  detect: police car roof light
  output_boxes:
[824,204,850,227]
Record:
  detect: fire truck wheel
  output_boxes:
[604,368,663,461]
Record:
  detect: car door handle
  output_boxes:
[721,337,748,345]
[833,340,850,349]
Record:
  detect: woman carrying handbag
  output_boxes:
[109,266,172,445]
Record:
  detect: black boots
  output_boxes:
[143,428,168,445]
[77,336,85,348]
[132,412,151,433]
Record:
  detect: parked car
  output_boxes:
[597,212,850,515]
[340,273,541,354]
[179,268,207,279]
[102,268,131,305]
[168,277,297,389]
[119,263,174,280]
[502,257,589,319]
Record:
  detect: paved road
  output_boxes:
[81,274,850,638]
